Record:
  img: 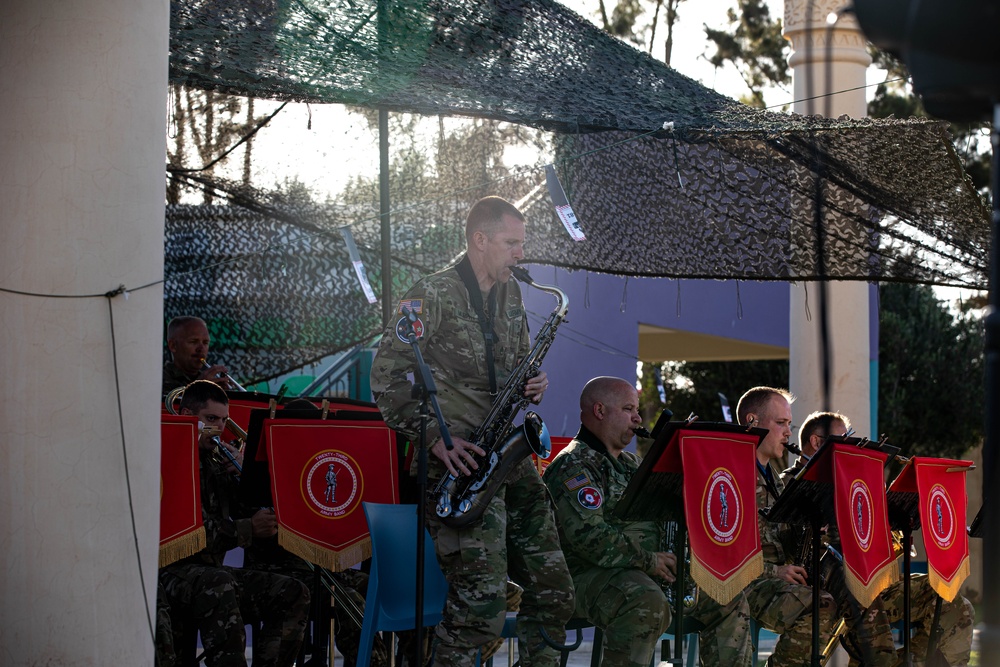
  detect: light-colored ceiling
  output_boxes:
[638,323,788,363]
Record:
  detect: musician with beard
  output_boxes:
[781,411,974,667]
[736,386,837,667]
[371,196,574,667]
[544,376,754,667]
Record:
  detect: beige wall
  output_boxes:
[0,0,167,663]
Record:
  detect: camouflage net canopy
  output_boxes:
[166,0,991,383]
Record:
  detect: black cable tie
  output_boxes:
[104,284,126,298]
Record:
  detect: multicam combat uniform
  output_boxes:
[779,460,974,666]
[243,540,389,667]
[746,461,837,667]
[158,449,310,667]
[543,427,754,667]
[370,255,575,667]
[162,361,197,396]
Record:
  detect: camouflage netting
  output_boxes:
[166,0,991,383]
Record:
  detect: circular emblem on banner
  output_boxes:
[926,484,956,550]
[301,450,363,518]
[850,479,874,551]
[702,467,742,545]
[578,486,603,510]
[395,316,424,343]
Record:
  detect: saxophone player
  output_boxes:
[543,377,754,667]
[781,412,974,667]
[371,196,574,667]
[736,386,838,667]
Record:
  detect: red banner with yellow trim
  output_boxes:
[679,427,763,605]
[832,444,898,608]
[894,457,973,600]
[160,416,205,567]
[265,419,398,571]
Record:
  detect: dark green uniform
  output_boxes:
[162,361,197,396]
[158,450,310,667]
[779,460,973,666]
[745,461,837,667]
[543,427,753,667]
[371,256,575,667]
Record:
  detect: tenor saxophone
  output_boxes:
[434,266,568,529]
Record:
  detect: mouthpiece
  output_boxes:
[510,265,533,284]
[784,442,803,456]
[633,426,651,438]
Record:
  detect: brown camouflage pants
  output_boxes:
[745,575,837,667]
[426,459,575,667]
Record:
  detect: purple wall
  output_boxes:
[521,266,789,437]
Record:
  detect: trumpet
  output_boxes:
[165,385,248,443]
[200,358,247,393]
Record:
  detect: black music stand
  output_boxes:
[238,404,385,666]
[767,434,884,667]
[885,467,922,667]
[615,416,767,667]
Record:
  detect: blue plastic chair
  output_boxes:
[356,503,449,667]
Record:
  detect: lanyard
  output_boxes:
[455,255,499,395]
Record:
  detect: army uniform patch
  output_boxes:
[395,315,424,343]
[578,486,603,510]
[564,472,590,491]
[396,298,423,315]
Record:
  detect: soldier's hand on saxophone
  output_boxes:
[523,369,549,404]
[432,436,486,478]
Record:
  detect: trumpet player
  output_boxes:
[162,315,237,394]
[371,196,574,667]
[158,380,309,667]
[781,412,973,667]
[736,386,838,667]
[544,377,753,667]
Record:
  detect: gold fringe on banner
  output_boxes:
[690,551,763,606]
[279,528,373,572]
[928,555,970,603]
[159,527,206,567]
[845,558,899,609]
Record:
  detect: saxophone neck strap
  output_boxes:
[456,255,499,395]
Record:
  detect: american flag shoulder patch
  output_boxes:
[564,472,590,491]
[397,298,423,315]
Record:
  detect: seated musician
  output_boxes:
[158,380,310,667]
[780,411,974,667]
[543,376,754,667]
[162,315,237,395]
[241,398,388,667]
[736,386,837,667]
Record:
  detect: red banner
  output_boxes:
[679,428,763,605]
[891,457,973,600]
[266,419,399,571]
[832,444,898,607]
[160,416,205,567]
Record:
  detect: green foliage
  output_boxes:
[877,283,984,458]
[703,0,789,108]
[639,359,788,428]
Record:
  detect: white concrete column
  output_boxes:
[0,1,167,664]
[784,0,874,440]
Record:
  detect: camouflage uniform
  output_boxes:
[158,449,310,667]
[779,461,974,666]
[163,361,197,395]
[746,461,837,667]
[371,256,575,667]
[156,581,177,667]
[244,542,389,667]
[543,427,753,667]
